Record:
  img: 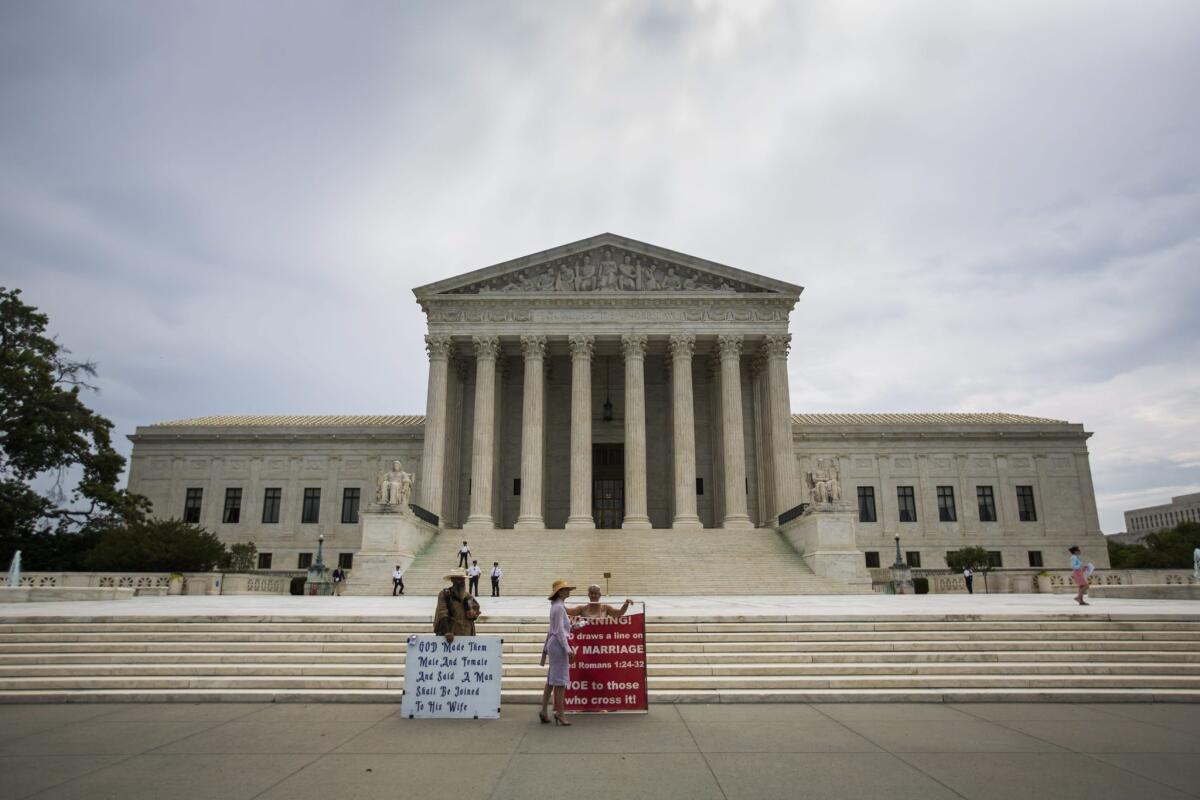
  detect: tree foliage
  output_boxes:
[223,542,257,572]
[0,287,148,567]
[83,518,227,572]
[945,546,992,572]
[1108,522,1200,569]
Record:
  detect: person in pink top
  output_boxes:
[539,580,576,726]
[1069,545,1090,606]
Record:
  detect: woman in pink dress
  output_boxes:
[539,580,576,726]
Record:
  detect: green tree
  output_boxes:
[945,546,992,573]
[223,542,257,572]
[83,518,227,572]
[0,288,147,568]
[1108,522,1200,569]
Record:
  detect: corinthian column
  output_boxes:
[621,334,651,529]
[464,336,500,530]
[669,334,701,527]
[763,334,799,522]
[418,335,452,522]
[565,335,595,529]
[515,335,547,529]
[718,335,753,528]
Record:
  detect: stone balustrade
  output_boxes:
[868,567,1199,593]
[6,571,301,596]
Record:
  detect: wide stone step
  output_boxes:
[3,674,1200,692]
[5,662,1197,679]
[2,687,1199,704]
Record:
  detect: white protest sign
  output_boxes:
[401,635,503,719]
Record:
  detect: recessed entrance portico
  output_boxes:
[413,233,804,531]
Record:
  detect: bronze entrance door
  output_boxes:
[592,444,624,529]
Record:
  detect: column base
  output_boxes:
[565,515,596,530]
[513,516,545,530]
[621,515,652,530]
[720,515,755,529]
[672,514,702,528]
[462,515,496,531]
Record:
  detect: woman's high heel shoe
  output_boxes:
[538,710,550,724]
[554,713,572,726]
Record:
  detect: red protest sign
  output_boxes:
[564,610,648,713]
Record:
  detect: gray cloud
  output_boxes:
[3,0,1198,532]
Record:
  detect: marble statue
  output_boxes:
[376,460,414,507]
[808,460,842,505]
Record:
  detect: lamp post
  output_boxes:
[889,533,914,594]
[306,534,333,596]
[315,534,326,571]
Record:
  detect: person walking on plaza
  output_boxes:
[490,562,502,597]
[457,541,471,568]
[539,580,576,726]
[467,560,481,595]
[569,585,635,619]
[331,567,345,596]
[434,570,480,644]
[391,564,405,596]
[963,567,973,595]
[1069,545,1090,606]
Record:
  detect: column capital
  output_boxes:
[620,334,647,359]
[472,335,501,361]
[761,334,791,358]
[568,334,594,360]
[717,334,744,361]
[425,335,453,360]
[668,334,696,361]
[520,335,547,360]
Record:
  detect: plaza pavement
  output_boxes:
[3,592,1200,618]
[2,701,1199,799]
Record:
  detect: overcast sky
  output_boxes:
[3,1,1198,533]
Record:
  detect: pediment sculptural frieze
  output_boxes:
[443,246,772,295]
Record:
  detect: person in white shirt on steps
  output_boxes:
[391,565,405,596]
[467,560,481,595]
[457,541,471,568]
[490,562,502,597]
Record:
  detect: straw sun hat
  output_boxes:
[443,569,469,582]
[548,579,576,600]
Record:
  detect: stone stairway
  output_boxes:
[392,528,866,596]
[2,614,1199,703]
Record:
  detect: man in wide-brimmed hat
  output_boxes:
[434,569,480,643]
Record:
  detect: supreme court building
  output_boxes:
[126,234,1110,576]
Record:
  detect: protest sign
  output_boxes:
[401,635,502,718]
[564,609,648,713]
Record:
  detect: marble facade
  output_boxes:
[125,234,1111,574]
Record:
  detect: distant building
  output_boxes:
[1124,493,1200,535]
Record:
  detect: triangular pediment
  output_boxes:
[413,233,802,299]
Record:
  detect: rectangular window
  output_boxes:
[977,486,997,522]
[513,478,521,496]
[987,551,1003,568]
[337,552,354,569]
[257,552,273,570]
[262,488,281,524]
[905,551,921,568]
[1028,551,1044,568]
[183,488,203,524]
[222,488,242,524]
[341,488,361,524]
[864,551,880,569]
[1016,486,1037,522]
[897,486,917,522]
[297,552,313,569]
[936,486,956,522]
[302,488,321,524]
[857,486,877,523]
